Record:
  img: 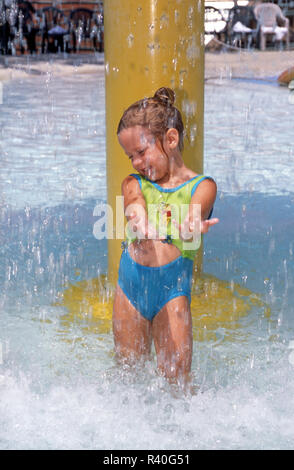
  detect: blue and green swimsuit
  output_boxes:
[118,173,213,321]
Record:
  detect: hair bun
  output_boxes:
[153,87,175,106]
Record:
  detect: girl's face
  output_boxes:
[118,125,169,181]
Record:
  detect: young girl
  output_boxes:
[113,87,219,388]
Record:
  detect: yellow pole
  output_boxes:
[58,1,270,340]
[104,0,204,283]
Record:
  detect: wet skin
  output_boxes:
[113,125,219,388]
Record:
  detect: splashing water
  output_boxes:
[0,67,294,449]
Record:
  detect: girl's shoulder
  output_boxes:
[191,175,217,200]
[121,174,143,194]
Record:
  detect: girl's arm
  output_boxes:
[122,175,146,212]
[122,175,158,239]
[174,178,219,240]
[190,178,219,233]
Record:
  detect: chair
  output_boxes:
[204,6,227,45]
[0,0,38,55]
[254,3,290,50]
[16,0,39,54]
[38,6,69,53]
[69,8,98,52]
[226,5,258,48]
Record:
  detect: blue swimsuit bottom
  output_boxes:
[118,248,194,321]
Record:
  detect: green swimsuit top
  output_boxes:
[125,173,213,261]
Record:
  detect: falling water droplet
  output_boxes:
[127,33,134,48]
[187,6,194,29]
[189,124,197,144]
[186,35,199,64]
[182,100,197,119]
[159,13,169,29]
[179,69,187,88]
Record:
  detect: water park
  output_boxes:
[0,0,294,451]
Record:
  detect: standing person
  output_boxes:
[113,87,219,390]
[16,0,38,54]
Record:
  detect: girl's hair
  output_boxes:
[117,87,184,151]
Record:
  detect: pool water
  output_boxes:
[0,66,294,450]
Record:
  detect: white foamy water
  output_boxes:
[1,335,294,450]
[0,64,294,449]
